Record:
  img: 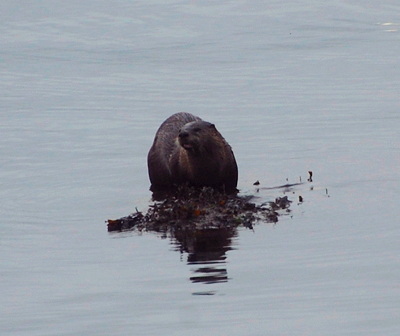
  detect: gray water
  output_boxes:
[1,1,400,335]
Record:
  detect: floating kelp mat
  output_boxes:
[107,187,292,233]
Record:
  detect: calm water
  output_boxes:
[1,1,400,335]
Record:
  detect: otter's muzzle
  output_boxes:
[178,131,194,150]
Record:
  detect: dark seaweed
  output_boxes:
[107,186,291,233]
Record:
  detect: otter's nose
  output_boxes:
[179,131,189,139]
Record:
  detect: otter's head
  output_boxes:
[178,121,216,156]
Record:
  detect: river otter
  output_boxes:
[147,112,238,193]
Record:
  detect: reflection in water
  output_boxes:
[190,267,228,284]
[172,227,237,285]
[108,186,293,294]
[108,186,292,293]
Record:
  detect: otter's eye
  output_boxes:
[193,127,201,132]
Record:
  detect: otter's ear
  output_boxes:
[209,123,216,129]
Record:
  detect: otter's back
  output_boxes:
[148,112,201,187]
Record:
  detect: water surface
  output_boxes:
[1,1,400,335]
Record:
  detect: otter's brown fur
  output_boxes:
[147,112,238,192]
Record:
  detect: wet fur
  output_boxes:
[147,112,238,192]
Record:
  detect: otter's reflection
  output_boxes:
[172,226,237,284]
